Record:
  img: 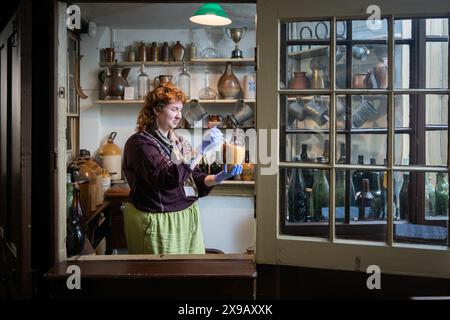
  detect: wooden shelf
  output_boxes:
[95,99,144,104]
[95,99,256,105]
[288,46,328,60]
[221,180,255,185]
[190,58,255,66]
[99,58,255,68]
[189,99,255,104]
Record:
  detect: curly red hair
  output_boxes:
[137,83,186,131]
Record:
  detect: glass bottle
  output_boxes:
[209,151,223,175]
[66,173,73,217]
[356,179,375,220]
[178,61,191,99]
[337,142,346,164]
[399,173,410,220]
[312,156,329,221]
[425,174,435,216]
[190,42,197,60]
[322,139,329,162]
[198,155,209,174]
[66,183,86,256]
[435,172,449,216]
[352,155,365,194]
[137,64,150,99]
[101,169,111,193]
[199,67,217,99]
[287,162,308,222]
[380,159,387,219]
[241,150,255,181]
[161,42,170,62]
[300,144,314,189]
[336,142,356,211]
[369,158,382,219]
[128,45,136,62]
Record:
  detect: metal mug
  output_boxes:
[352,96,378,128]
[230,99,254,127]
[184,99,208,125]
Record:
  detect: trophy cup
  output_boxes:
[226,27,247,58]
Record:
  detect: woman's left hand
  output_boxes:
[214,164,243,183]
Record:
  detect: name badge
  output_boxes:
[184,186,197,198]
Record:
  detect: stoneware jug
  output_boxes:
[217,62,241,99]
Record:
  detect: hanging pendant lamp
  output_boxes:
[189,3,232,26]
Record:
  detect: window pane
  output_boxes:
[281,95,330,162]
[394,171,448,246]
[335,169,387,242]
[281,167,329,238]
[426,42,448,89]
[426,18,449,37]
[351,19,388,40]
[336,95,387,164]
[288,21,331,40]
[394,18,448,89]
[285,45,330,89]
[394,19,412,40]
[395,94,448,166]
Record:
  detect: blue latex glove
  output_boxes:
[215,164,243,183]
[199,127,223,154]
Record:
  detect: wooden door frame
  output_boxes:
[0,0,32,298]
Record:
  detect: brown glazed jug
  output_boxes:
[218,62,241,99]
[172,41,185,62]
[289,72,309,89]
[100,61,130,100]
[374,58,388,89]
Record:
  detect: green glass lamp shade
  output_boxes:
[189,3,232,26]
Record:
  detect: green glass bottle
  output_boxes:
[435,172,449,216]
[287,163,308,222]
[66,183,86,256]
[352,155,365,194]
[312,156,329,221]
[399,173,410,220]
[425,173,435,216]
[300,144,314,189]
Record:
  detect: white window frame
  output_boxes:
[255,0,450,278]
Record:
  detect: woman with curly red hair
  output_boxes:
[122,83,242,254]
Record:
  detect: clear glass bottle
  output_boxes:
[199,67,217,99]
[101,169,111,193]
[425,173,435,216]
[137,64,150,99]
[178,61,191,99]
[312,156,329,221]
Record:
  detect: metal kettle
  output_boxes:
[99,60,130,100]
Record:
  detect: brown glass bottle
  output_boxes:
[66,183,86,256]
[356,178,375,220]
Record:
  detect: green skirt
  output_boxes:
[123,201,205,254]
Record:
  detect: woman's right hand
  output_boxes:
[200,127,223,153]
